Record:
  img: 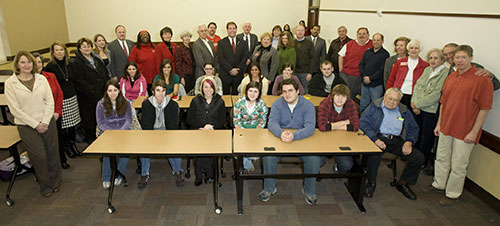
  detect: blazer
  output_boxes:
[236,33,258,58]
[155,41,178,73]
[251,45,279,81]
[192,38,217,78]
[218,36,248,78]
[41,71,63,116]
[108,39,135,79]
[306,36,327,73]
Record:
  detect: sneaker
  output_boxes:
[103,181,111,189]
[302,188,318,205]
[439,196,458,207]
[114,177,123,186]
[174,172,185,187]
[137,174,150,189]
[257,188,277,202]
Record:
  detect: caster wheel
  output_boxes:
[221,172,227,178]
[107,206,115,214]
[231,174,236,180]
[135,168,141,174]
[316,178,322,182]
[6,199,14,207]
[185,173,191,178]
[214,206,222,215]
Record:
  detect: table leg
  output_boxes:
[236,156,244,215]
[345,155,367,212]
[5,145,21,206]
[107,156,117,214]
[1,106,12,125]
[213,157,222,214]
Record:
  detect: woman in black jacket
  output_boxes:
[187,77,226,186]
[72,37,109,143]
[140,79,181,187]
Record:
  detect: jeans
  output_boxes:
[336,156,354,173]
[168,158,183,174]
[102,157,129,182]
[295,73,310,94]
[360,84,383,112]
[139,157,150,176]
[243,157,259,171]
[263,156,322,195]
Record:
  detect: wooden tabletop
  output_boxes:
[233,128,381,154]
[0,94,7,106]
[133,95,233,109]
[0,126,21,149]
[232,95,324,108]
[83,130,233,155]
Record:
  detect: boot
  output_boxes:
[64,141,76,158]
[68,141,81,156]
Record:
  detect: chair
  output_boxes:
[0,70,13,75]
[382,152,407,186]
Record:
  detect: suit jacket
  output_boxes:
[307,36,326,73]
[237,33,258,59]
[192,38,217,78]
[108,39,135,79]
[217,36,248,78]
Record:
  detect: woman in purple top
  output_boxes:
[272,62,305,96]
[96,80,133,189]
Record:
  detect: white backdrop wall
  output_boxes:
[64,0,308,43]
[319,1,500,136]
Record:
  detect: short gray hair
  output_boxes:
[385,87,403,99]
[407,39,422,51]
[426,48,445,62]
[179,31,192,39]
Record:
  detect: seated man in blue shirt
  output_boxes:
[258,78,320,205]
[360,88,423,200]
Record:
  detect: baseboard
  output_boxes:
[464,177,500,213]
[479,130,500,155]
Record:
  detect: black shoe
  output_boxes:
[396,183,417,200]
[194,179,203,186]
[64,145,76,159]
[204,177,214,184]
[364,182,376,198]
[61,162,70,169]
[68,142,81,157]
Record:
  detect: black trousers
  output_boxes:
[366,135,424,185]
[416,111,438,163]
[220,74,243,95]
[184,74,195,94]
[55,118,67,164]
[195,157,214,180]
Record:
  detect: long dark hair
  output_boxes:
[103,80,128,117]
[159,59,174,88]
[123,62,141,81]
[135,30,154,49]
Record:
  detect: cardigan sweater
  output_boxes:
[251,45,280,81]
[232,96,268,129]
[119,75,147,101]
[129,44,158,84]
[317,96,359,132]
[41,71,63,116]
[386,57,429,93]
[174,44,194,78]
[268,95,315,140]
[5,74,54,128]
[410,65,449,114]
[278,47,296,75]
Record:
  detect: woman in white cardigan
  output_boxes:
[5,51,62,197]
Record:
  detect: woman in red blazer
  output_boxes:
[155,26,177,74]
[129,30,158,93]
[33,52,73,169]
[386,40,429,110]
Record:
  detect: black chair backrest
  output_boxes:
[0,70,13,75]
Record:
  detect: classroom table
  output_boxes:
[132,95,233,109]
[232,128,381,214]
[0,94,13,125]
[232,94,325,108]
[0,126,23,207]
[83,129,233,214]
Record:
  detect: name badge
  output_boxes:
[397,117,404,122]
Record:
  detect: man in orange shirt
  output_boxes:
[207,22,221,52]
[424,45,493,207]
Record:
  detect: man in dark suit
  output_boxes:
[327,26,352,76]
[218,21,248,95]
[306,25,326,76]
[236,22,258,72]
[108,25,135,80]
[192,24,218,78]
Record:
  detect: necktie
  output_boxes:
[231,38,236,54]
[313,37,317,46]
[246,35,251,51]
[122,41,128,57]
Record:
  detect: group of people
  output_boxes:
[3,20,497,208]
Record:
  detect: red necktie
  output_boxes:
[231,38,236,54]
[122,41,128,57]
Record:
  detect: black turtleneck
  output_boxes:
[164,41,173,54]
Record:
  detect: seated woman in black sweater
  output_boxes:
[187,77,226,186]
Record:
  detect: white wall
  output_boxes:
[64,0,308,43]
[319,0,500,136]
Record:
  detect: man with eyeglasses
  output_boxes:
[360,87,423,200]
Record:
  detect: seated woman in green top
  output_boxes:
[278,32,296,74]
[233,81,268,172]
[153,59,180,98]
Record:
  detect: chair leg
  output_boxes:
[135,158,141,174]
[185,157,191,178]
[390,160,398,186]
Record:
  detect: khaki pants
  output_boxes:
[432,132,474,198]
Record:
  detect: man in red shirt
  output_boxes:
[207,22,221,52]
[425,45,493,207]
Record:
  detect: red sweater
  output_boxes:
[317,96,359,132]
[155,41,177,73]
[207,34,221,51]
[129,44,158,84]
[41,71,63,116]
[386,57,429,93]
[342,40,373,76]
